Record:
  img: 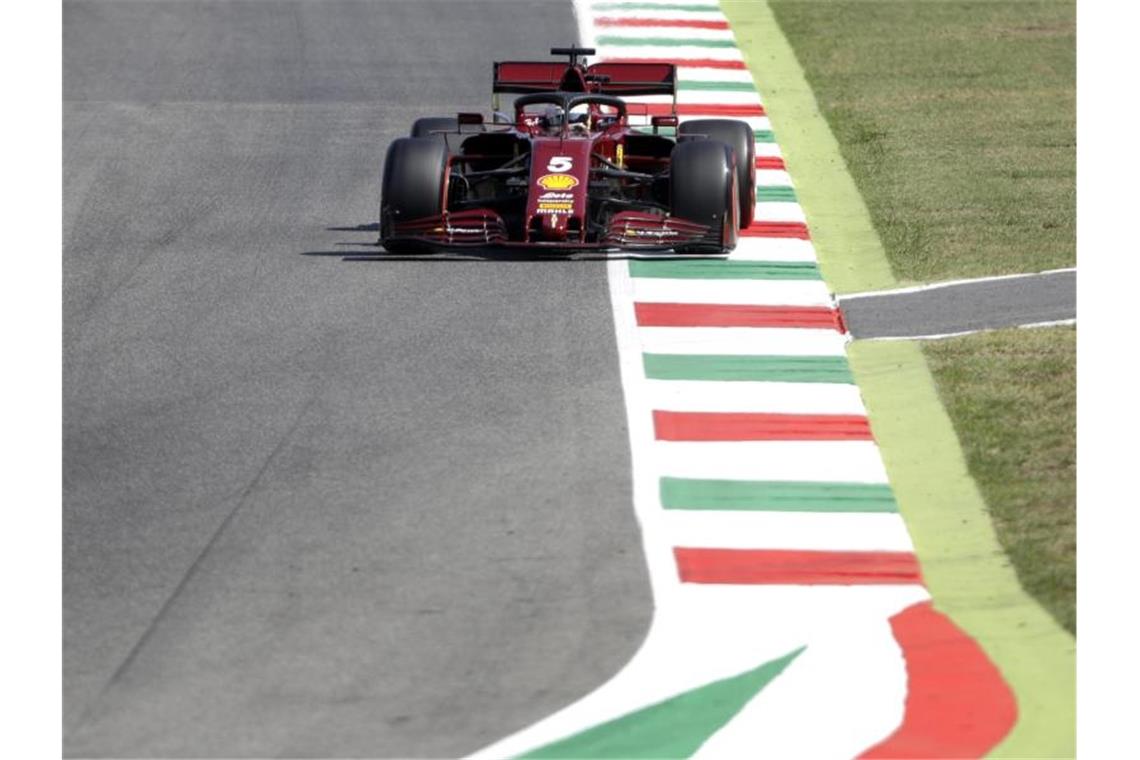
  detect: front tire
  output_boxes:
[679,119,755,228]
[380,137,449,254]
[670,139,738,255]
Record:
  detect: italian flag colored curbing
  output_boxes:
[468,1,1018,758]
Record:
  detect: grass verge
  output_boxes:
[923,326,1076,633]
[767,0,1075,285]
[848,338,1075,758]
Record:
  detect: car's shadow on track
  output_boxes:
[303,224,720,262]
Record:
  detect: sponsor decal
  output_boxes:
[538,173,579,191]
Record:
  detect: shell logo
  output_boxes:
[537,173,579,191]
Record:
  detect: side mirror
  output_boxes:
[651,114,678,134]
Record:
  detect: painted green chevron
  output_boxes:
[678,80,758,92]
[518,647,805,758]
[595,36,738,48]
[757,186,797,202]
[628,259,819,280]
[642,354,854,383]
[661,477,898,512]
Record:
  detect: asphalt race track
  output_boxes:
[839,270,1076,339]
[63,1,652,756]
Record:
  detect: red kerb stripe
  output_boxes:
[636,103,765,117]
[653,411,872,441]
[595,17,730,30]
[634,303,843,329]
[675,548,924,585]
[602,57,747,70]
[740,222,811,239]
[858,601,1018,758]
[755,156,786,170]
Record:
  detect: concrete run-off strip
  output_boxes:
[839,269,1076,340]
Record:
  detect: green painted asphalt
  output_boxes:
[642,354,853,383]
[756,186,796,202]
[661,478,898,512]
[519,647,804,758]
[628,259,819,280]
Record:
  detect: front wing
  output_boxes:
[386,209,718,251]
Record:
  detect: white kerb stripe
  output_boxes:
[595,44,745,62]
[643,379,867,415]
[652,441,890,483]
[694,620,908,760]
[661,512,916,553]
[622,91,763,106]
[636,326,848,356]
[754,168,793,186]
[591,9,729,22]
[754,202,808,223]
[730,238,818,262]
[631,278,832,307]
[754,142,783,158]
[678,115,770,131]
[593,26,736,42]
[677,67,757,84]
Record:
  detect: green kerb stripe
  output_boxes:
[661,478,898,512]
[754,129,776,143]
[595,36,738,48]
[520,647,804,758]
[629,259,819,280]
[592,3,720,12]
[678,80,758,92]
[757,186,797,202]
[643,354,854,383]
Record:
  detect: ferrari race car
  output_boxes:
[379,46,756,254]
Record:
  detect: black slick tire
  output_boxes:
[380,137,449,254]
[669,139,738,255]
[679,118,755,228]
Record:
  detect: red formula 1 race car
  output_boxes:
[379,46,755,255]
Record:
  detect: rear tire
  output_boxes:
[380,137,449,254]
[679,119,755,228]
[669,139,738,255]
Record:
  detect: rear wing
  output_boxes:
[493,61,677,97]
[584,62,677,97]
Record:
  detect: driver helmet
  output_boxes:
[539,105,565,135]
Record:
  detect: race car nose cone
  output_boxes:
[540,212,570,241]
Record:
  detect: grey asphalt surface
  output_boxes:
[839,270,1076,339]
[63,1,651,757]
